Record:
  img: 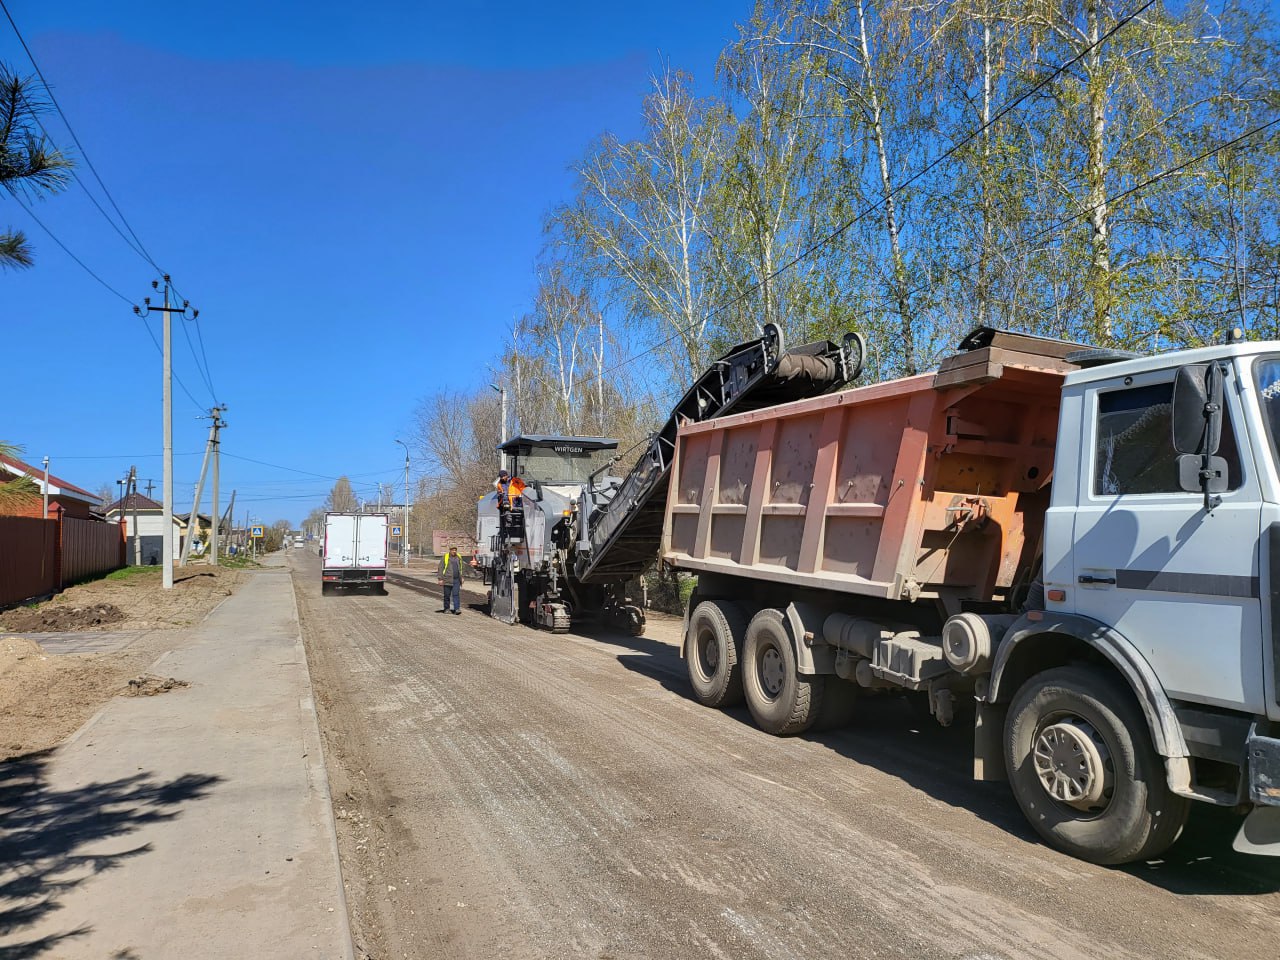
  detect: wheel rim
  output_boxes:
[1032,716,1113,814]
[759,645,785,700]
[697,627,719,679]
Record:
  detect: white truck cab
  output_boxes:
[1028,341,1280,852]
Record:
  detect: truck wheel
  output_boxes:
[742,608,824,736]
[1004,665,1189,865]
[685,600,746,708]
[321,583,331,596]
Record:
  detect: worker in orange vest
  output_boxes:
[493,469,526,511]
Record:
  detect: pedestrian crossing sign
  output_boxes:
[391,525,402,536]
[251,525,264,538]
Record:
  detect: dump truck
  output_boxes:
[663,326,1280,864]
[321,512,389,595]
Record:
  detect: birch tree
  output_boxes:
[552,70,732,381]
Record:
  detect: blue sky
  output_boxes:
[2,1,744,526]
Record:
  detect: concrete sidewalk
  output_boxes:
[0,560,354,959]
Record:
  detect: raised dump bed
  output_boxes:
[662,330,1080,608]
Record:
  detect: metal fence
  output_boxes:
[60,517,125,585]
[0,516,58,607]
[0,515,124,606]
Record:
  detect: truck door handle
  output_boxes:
[1078,575,1116,585]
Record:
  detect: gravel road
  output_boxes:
[290,551,1280,960]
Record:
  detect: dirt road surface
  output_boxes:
[291,551,1280,960]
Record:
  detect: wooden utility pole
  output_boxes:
[180,406,224,567]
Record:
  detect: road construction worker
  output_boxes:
[493,469,526,511]
[437,545,463,615]
[494,469,527,540]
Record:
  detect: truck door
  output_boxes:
[1069,364,1265,713]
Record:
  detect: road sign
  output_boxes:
[251,525,264,538]
[391,525,402,537]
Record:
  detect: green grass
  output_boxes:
[217,553,260,569]
[104,565,157,581]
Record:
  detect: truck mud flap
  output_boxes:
[1234,807,1280,855]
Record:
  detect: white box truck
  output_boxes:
[322,512,389,595]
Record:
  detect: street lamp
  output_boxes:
[490,382,507,473]
[394,439,410,568]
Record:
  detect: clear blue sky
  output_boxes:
[2,0,744,526]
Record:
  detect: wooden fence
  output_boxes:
[0,515,124,607]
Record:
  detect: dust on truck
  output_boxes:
[667,327,1280,864]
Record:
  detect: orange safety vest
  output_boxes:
[498,476,526,507]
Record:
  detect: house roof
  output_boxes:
[107,492,163,513]
[0,454,98,503]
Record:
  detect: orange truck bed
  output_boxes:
[662,337,1078,607]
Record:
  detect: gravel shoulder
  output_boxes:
[0,563,246,761]
[293,551,1280,960]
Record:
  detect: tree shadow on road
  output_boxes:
[614,653,1280,897]
[0,750,221,959]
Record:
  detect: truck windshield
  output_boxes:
[516,447,615,485]
[1254,357,1280,470]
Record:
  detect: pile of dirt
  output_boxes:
[0,602,124,632]
[126,674,190,697]
[0,563,247,761]
[0,565,244,633]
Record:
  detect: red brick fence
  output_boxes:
[0,516,125,607]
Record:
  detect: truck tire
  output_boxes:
[742,608,825,736]
[1004,665,1189,865]
[685,600,746,708]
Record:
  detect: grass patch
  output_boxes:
[104,566,157,581]
[217,553,260,569]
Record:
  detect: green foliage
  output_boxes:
[0,440,39,510]
[104,565,153,581]
[0,65,72,270]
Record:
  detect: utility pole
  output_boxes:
[41,456,49,519]
[180,407,220,567]
[395,439,410,568]
[490,382,507,472]
[129,466,140,566]
[223,489,236,554]
[211,406,224,564]
[135,277,198,589]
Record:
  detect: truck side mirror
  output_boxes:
[1172,363,1223,455]
[1172,363,1228,505]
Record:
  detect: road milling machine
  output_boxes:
[475,324,866,634]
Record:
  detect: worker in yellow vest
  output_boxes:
[437,545,463,615]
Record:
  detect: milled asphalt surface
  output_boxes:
[0,557,354,959]
[292,551,1280,960]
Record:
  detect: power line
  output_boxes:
[0,0,161,270]
[220,452,407,482]
[557,0,1161,392]
[131,307,207,412]
[8,193,136,304]
[844,115,1280,335]
[1,2,222,408]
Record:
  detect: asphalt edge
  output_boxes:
[282,562,358,960]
